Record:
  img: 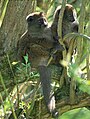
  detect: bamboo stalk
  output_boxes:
[57,0,67,60]
[76,0,86,64]
[86,2,90,80]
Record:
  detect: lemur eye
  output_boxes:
[28,16,34,22]
[38,18,43,24]
[26,16,34,22]
[68,13,75,22]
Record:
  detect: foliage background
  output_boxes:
[0,0,90,119]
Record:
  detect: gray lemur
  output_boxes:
[51,4,79,51]
[17,4,79,117]
[17,12,63,117]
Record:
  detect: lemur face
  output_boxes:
[26,12,48,30]
[62,4,79,36]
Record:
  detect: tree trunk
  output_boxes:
[0,0,33,61]
[0,0,34,96]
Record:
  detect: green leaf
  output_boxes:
[23,54,29,64]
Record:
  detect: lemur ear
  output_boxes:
[39,12,44,17]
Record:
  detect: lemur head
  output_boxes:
[52,4,79,37]
[26,12,48,33]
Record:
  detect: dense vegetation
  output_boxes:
[0,0,90,119]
